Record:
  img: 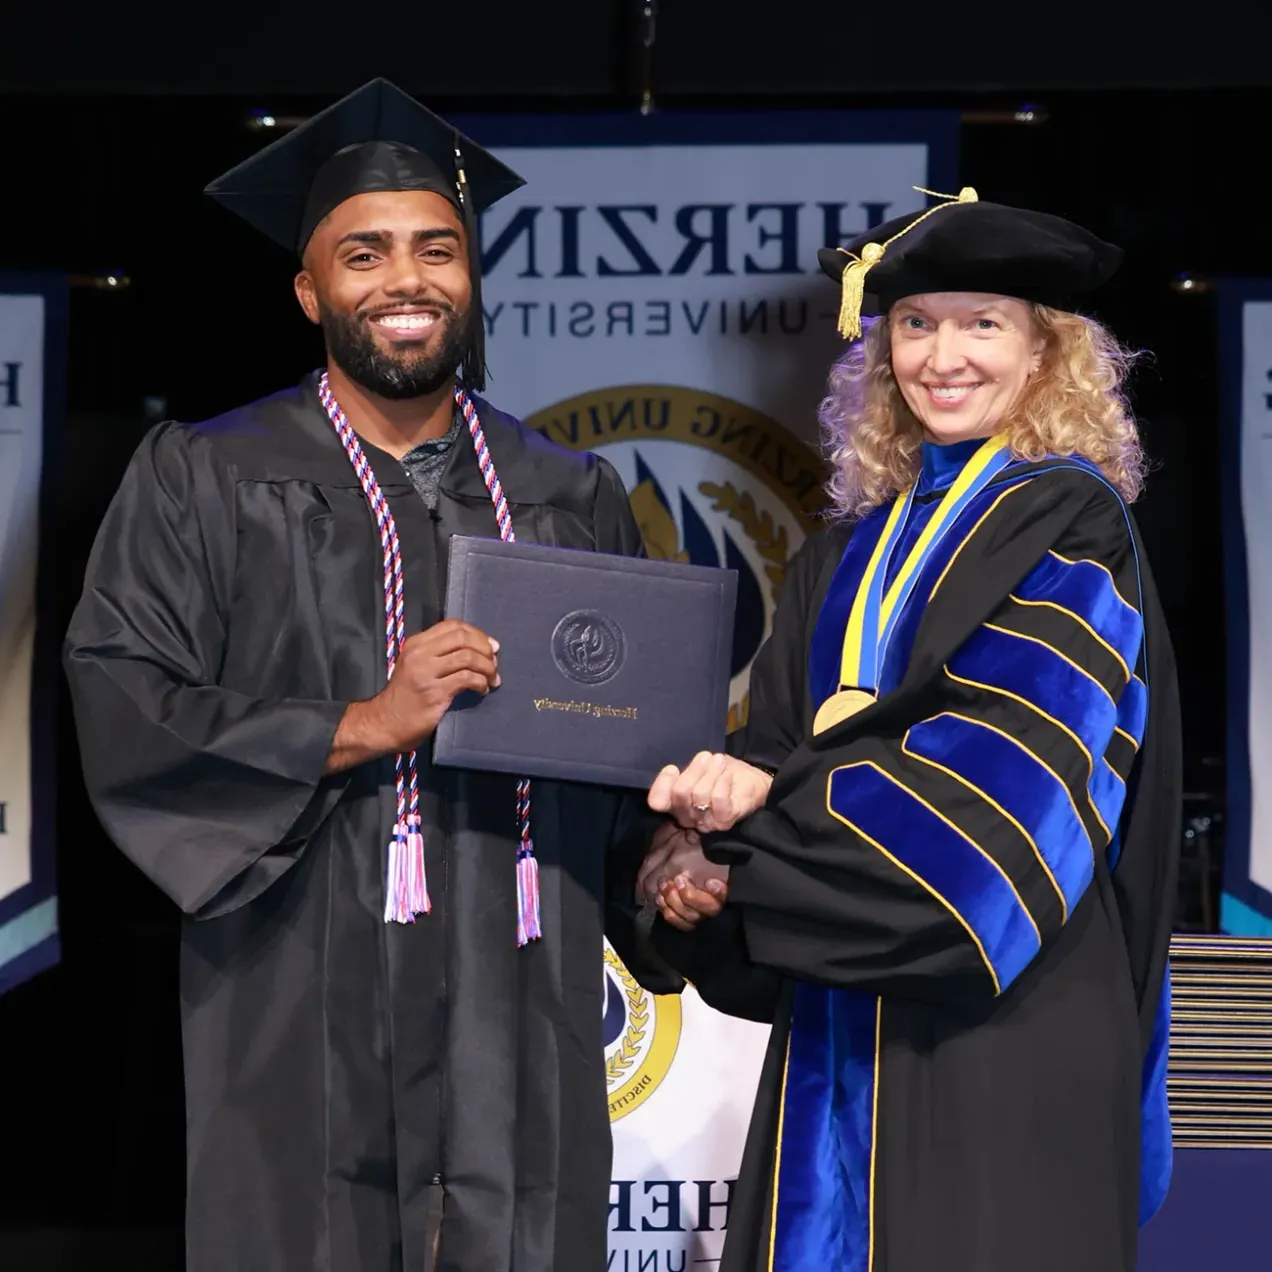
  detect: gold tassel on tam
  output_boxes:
[836,242,884,340]
[835,185,980,341]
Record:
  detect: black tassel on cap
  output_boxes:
[453,137,487,393]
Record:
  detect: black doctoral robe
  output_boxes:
[64,372,672,1272]
[648,454,1181,1272]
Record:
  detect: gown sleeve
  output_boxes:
[64,422,350,918]
[712,480,1151,1009]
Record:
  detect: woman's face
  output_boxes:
[888,292,1044,443]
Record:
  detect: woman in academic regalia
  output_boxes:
[636,189,1181,1272]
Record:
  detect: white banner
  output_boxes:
[0,280,60,993]
[1221,288,1272,935]
[477,114,954,1266]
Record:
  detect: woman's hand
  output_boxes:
[647,751,773,833]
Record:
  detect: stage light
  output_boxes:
[70,272,132,291]
[1170,275,1215,295]
[961,104,1050,125]
[637,0,659,116]
[245,109,306,133]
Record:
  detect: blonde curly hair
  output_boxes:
[819,304,1147,519]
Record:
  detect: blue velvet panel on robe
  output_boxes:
[1139,970,1174,1224]
[808,507,890,706]
[949,626,1118,763]
[808,471,1041,705]
[827,763,1041,992]
[1014,550,1143,670]
[947,626,1125,839]
[1090,758,1130,844]
[903,713,1094,919]
[1117,675,1148,746]
[773,986,880,1272]
[875,474,1040,696]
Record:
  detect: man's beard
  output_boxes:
[319,300,472,400]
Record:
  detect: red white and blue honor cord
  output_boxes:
[318,372,540,945]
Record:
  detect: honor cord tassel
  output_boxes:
[320,371,540,942]
[457,388,542,946]
[319,373,432,924]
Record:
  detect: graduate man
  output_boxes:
[64,79,671,1272]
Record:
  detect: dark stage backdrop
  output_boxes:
[0,80,1258,1246]
[0,1,1268,94]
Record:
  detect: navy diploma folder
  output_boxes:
[433,535,737,788]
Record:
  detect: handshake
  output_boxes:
[636,751,774,931]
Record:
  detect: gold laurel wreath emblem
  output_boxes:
[604,946,650,1085]
[699,479,792,734]
[698,479,791,603]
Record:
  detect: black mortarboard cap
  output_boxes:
[205,78,525,253]
[204,78,527,389]
[816,188,1123,340]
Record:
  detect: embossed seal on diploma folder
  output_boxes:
[435,536,737,789]
[551,610,626,686]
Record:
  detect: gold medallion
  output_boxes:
[811,688,877,736]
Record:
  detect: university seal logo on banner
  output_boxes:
[528,384,827,735]
[603,940,681,1121]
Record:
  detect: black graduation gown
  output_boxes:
[651,457,1181,1272]
[63,372,672,1272]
